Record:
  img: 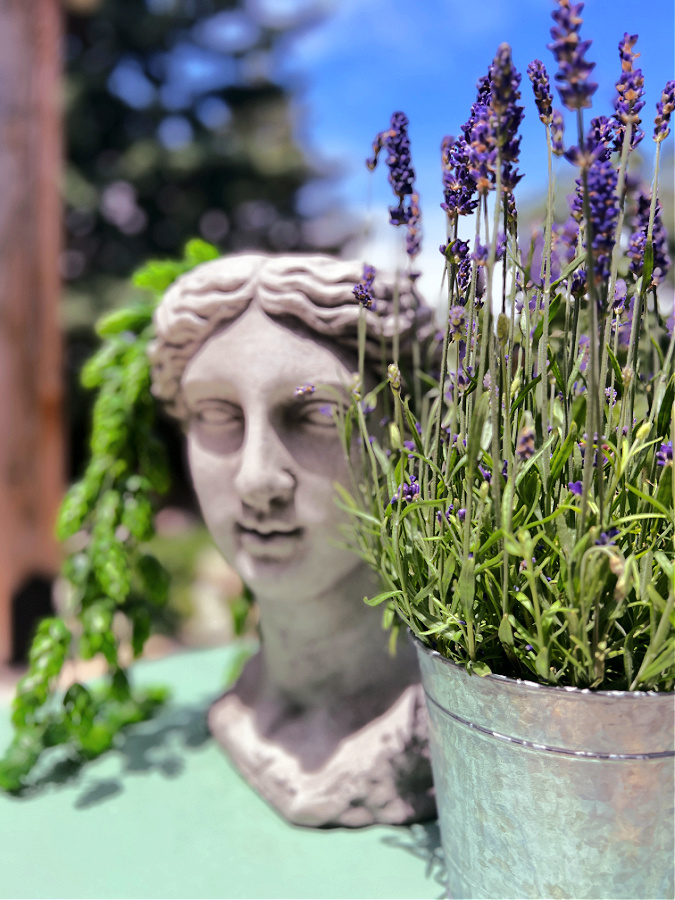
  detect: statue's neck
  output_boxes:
[248,562,419,713]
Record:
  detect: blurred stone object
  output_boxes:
[0,0,64,662]
[149,254,436,827]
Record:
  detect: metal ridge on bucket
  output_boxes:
[413,633,675,755]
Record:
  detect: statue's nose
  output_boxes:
[232,417,296,511]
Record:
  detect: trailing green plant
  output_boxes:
[0,239,219,792]
[339,10,675,691]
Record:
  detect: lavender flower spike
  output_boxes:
[441,135,478,220]
[441,238,472,294]
[656,441,673,467]
[528,59,553,124]
[627,191,671,287]
[489,43,525,193]
[447,305,467,342]
[367,112,416,226]
[614,33,645,149]
[654,80,675,142]
[586,155,619,287]
[406,192,422,260]
[550,109,565,155]
[352,264,377,309]
[516,417,536,461]
[548,0,598,111]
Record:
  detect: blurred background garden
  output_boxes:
[1,0,673,685]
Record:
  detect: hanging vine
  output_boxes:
[0,239,219,791]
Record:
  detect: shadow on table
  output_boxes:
[381,821,447,898]
[18,700,213,809]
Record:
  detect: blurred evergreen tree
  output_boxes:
[63,0,335,323]
[62,0,347,491]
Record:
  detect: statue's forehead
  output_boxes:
[181,305,357,395]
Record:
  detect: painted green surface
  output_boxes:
[0,645,443,899]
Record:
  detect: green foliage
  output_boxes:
[0,241,216,792]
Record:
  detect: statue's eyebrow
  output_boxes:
[181,378,239,402]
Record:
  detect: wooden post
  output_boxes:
[0,0,64,662]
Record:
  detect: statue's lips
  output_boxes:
[235,523,304,556]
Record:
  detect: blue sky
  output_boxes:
[270,0,674,298]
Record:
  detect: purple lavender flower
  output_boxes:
[445,365,473,400]
[587,115,614,161]
[441,238,472,294]
[516,421,536,461]
[613,278,627,307]
[389,475,420,507]
[547,0,598,111]
[489,43,525,194]
[614,33,645,150]
[565,115,613,181]
[564,123,618,290]
[478,463,492,483]
[466,100,497,196]
[352,263,376,309]
[406,192,422,260]
[294,383,315,397]
[551,109,565,155]
[627,190,671,287]
[610,281,628,337]
[557,216,579,266]
[528,59,553,124]
[458,508,466,522]
[595,527,619,546]
[441,135,479,220]
[436,507,454,525]
[473,234,506,266]
[656,441,673,467]
[367,112,416,227]
[587,156,619,286]
[525,222,570,284]
[448,305,467,342]
[654,80,675,142]
[579,436,611,468]
[568,480,583,495]
[570,267,587,298]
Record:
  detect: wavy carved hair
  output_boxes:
[149,253,436,419]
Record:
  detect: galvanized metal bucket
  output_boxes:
[414,637,675,900]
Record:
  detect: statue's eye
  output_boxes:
[295,400,338,428]
[192,401,242,427]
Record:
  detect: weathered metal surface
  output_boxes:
[415,638,675,900]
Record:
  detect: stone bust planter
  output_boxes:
[148,253,437,827]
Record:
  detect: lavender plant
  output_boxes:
[341,2,674,690]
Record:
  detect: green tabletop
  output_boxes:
[0,645,444,899]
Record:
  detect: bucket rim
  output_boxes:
[411,630,674,701]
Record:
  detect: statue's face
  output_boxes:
[181,305,364,600]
